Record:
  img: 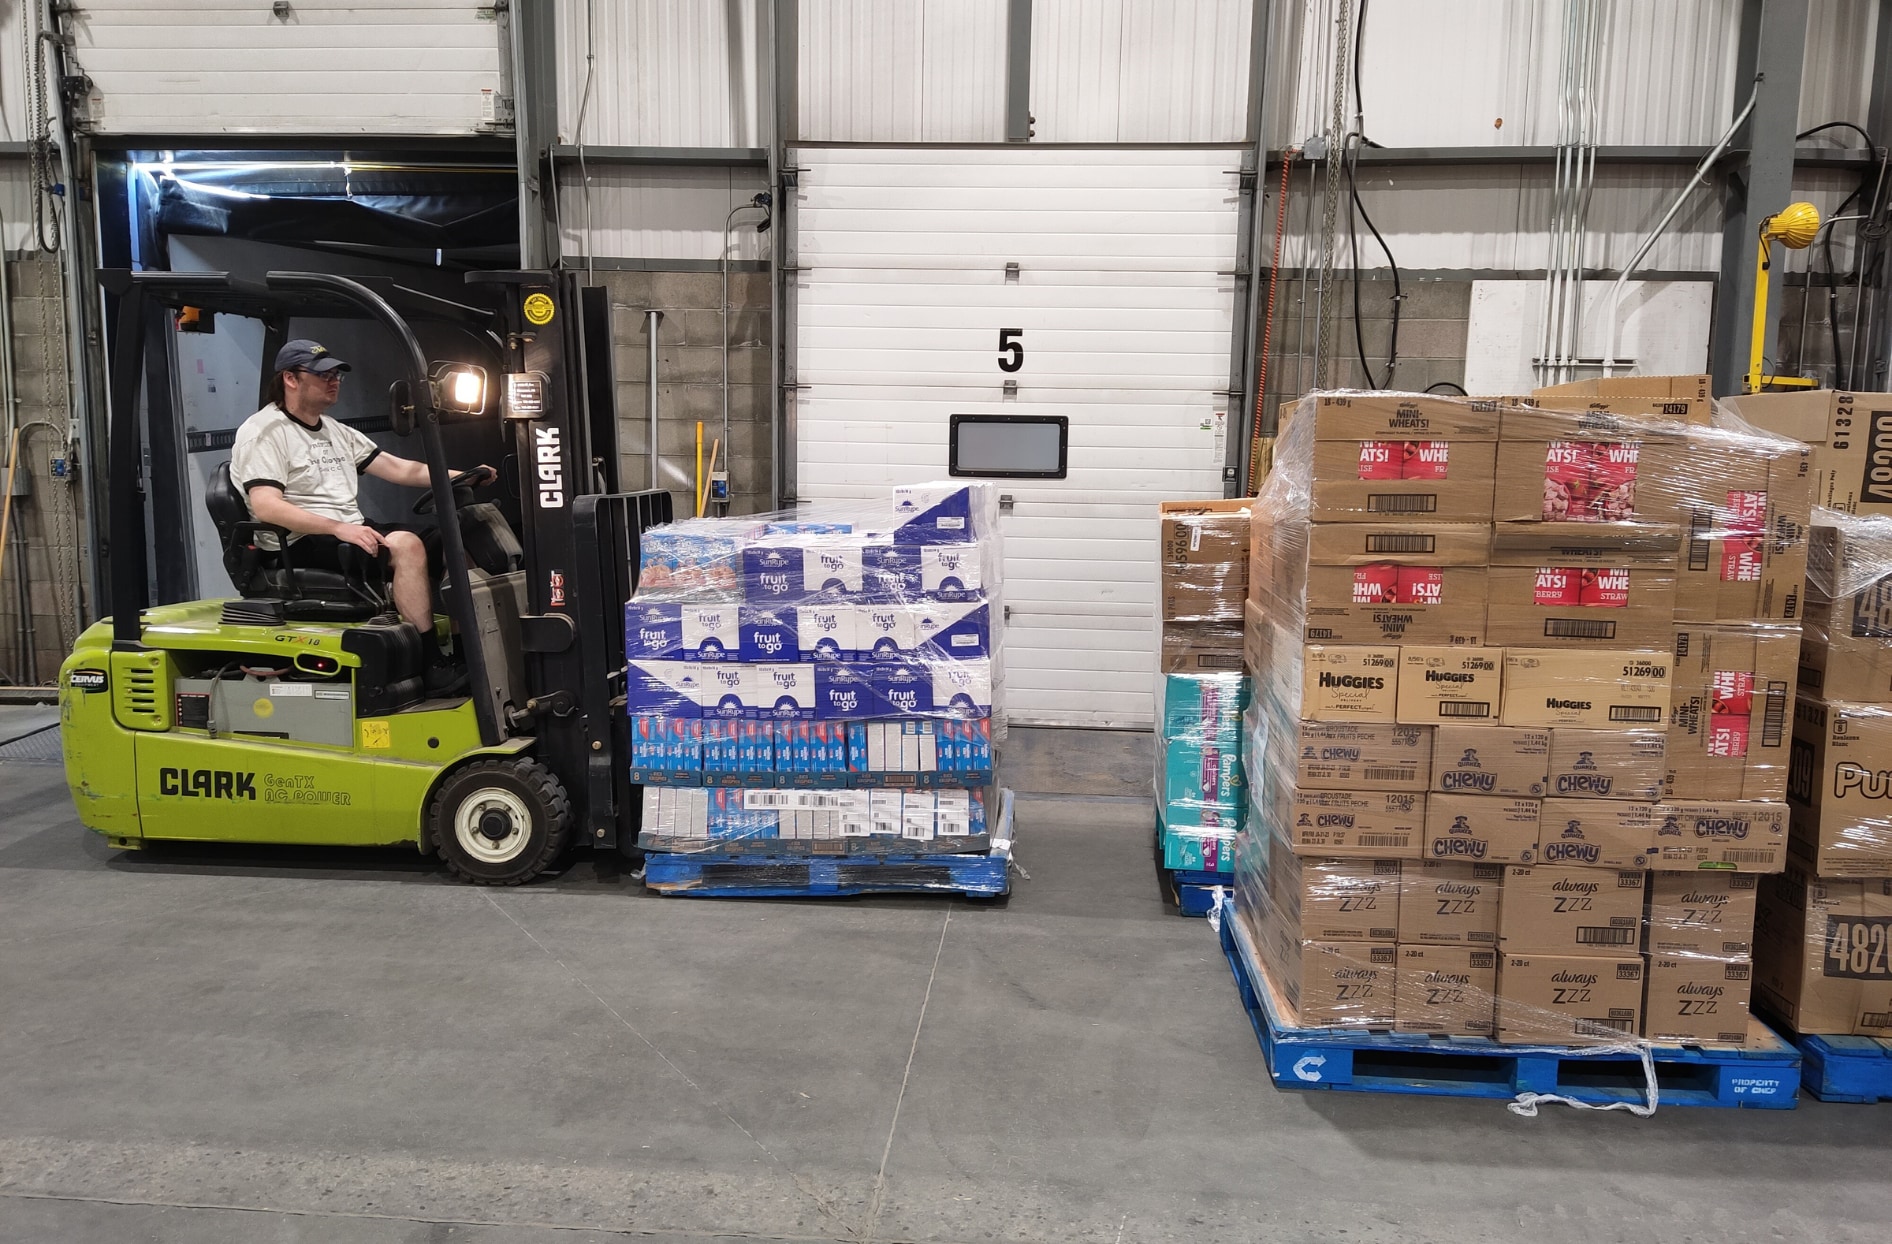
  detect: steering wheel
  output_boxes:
[412,465,498,515]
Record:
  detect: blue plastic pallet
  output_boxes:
[644,791,1014,899]
[1166,868,1230,917]
[1218,908,1800,1109]
[1788,1033,1892,1103]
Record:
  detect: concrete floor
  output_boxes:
[1,721,1888,1243]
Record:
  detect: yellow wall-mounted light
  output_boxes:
[1746,201,1822,394]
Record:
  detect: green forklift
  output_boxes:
[59,268,670,883]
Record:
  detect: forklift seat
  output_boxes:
[207,461,388,622]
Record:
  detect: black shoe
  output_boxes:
[424,662,470,697]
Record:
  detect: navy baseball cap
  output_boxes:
[274,339,351,374]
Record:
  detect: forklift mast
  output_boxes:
[477,270,671,850]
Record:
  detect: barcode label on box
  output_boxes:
[1366,533,1437,553]
[1545,618,1618,639]
[1357,833,1411,848]
[1762,682,1788,747]
[1577,926,1637,946]
[1861,1012,1891,1028]
[1721,849,1776,864]
[1362,767,1418,781]
[1579,1017,1635,1035]
[1367,494,1438,514]
[1609,706,1663,723]
[1437,701,1492,717]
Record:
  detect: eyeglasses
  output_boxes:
[294,368,343,383]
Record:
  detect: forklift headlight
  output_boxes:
[430,363,487,415]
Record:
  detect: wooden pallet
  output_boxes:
[1219,905,1800,1109]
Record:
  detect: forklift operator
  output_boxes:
[229,339,490,643]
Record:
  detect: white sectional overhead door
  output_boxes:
[793,146,1241,728]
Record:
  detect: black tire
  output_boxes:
[429,757,571,885]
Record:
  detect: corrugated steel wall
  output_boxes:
[556,163,769,262]
[1031,0,1252,142]
[1278,0,1744,148]
[798,0,1007,142]
[70,0,503,136]
[555,0,764,147]
[1800,0,1879,131]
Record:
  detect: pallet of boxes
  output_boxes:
[1725,391,1892,1100]
[1155,498,1252,915]
[1221,390,1808,1107]
[623,483,1012,898]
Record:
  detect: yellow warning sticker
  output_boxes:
[523,292,555,325]
[361,720,392,750]
[252,698,274,719]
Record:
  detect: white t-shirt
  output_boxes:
[228,403,382,538]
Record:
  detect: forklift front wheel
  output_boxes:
[429,758,572,885]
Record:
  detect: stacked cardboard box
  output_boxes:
[623,483,1004,851]
[1156,500,1253,873]
[1749,504,1892,1036]
[1235,392,1810,1047]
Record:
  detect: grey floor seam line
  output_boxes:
[478,891,855,1235]
[860,906,952,1244]
[1012,793,1148,804]
[0,1190,863,1243]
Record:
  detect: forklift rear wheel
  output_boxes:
[430,758,571,885]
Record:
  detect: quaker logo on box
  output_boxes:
[1656,813,1684,837]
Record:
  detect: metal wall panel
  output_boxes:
[793,147,1243,727]
[555,0,764,147]
[71,0,503,136]
[1799,0,1878,131]
[799,0,1005,142]
[1032,0,1252,142]
[1281,0,1742,148]
[557,164,770,262]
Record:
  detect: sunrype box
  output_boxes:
[1395,945,1499,1036]
[1431,724,1551,797]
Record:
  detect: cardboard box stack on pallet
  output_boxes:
[1156,500,1253,876]
[1719,391,1892,1040]
[1234,389,1812,1046]
[623,483,1004,853]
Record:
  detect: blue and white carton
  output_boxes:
[913,600,989,660]
[796,603,857,661]
[874,663,936,716]
[739,607,797,662]
[624,602,682,660]
[815,662,882,719]
[921,544,983,600]
[933,659,993,718]
[891,483,976,544]
[742,544,807,605]
[626,659,705,717]
[803,540,864,595]
[863,543,923,599]
[700,663,754,719]
[856,603,918,660]
[751,664,817,720]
